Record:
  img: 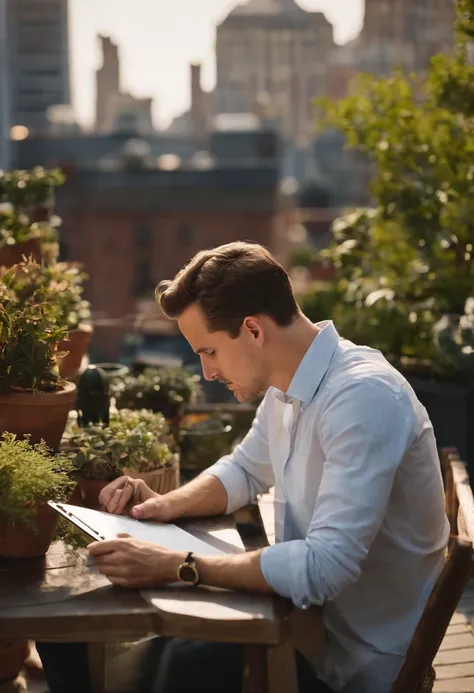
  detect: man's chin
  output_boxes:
[233,388,265,404]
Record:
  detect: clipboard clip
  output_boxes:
[49,501,107,541]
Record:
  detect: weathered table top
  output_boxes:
[0,516,293,646]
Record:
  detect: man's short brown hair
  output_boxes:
[156,242,299,337]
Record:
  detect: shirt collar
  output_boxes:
[274,320,340,406]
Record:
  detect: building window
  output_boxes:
[133,261,154,297]
[178,223,193,246]
[135,225,153,245]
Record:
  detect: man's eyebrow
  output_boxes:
[196,347,212,354]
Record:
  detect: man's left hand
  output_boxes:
[88,534,184,588]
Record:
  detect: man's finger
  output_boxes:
[108,576,130,587]
[88,539,121,556]
[116,484,136,515]
[99,476,129,508]
[95,561,129,577]
[107,487,127,514]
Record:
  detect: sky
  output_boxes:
[68,0,365,131]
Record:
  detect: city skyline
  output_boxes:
[69,0,364,130]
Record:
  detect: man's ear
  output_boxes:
[242,316,264,345]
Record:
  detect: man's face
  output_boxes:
[178,303,268,403]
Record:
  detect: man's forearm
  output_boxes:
[197,549,275,593]
[165,547,275,594]
[165,472,228,519]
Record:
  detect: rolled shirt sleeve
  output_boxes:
[260,380,414,608]
[206,395,275,514]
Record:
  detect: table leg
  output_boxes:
[243,643,297,693]
[266,643,298,693]
[87,642,106,693]
[242,644,267,693]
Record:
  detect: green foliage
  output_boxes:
[0,167,65,209]
[5,258,91,331]
[457,0,474,40]
[0,207,40,248]
[0,204,63,250]
[179,414,233,471]
[299,283,343,325]
[0,433,74,526]
[0,275,67,392]
[113,367,201,419]
[308,2,474,381]
[68,409,179,481]
[289,246,319,269]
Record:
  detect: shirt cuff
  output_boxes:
[260,541,317,609]
[206,457,252,514]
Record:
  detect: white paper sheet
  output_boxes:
[48,502,226,556]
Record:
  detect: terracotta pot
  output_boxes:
[124,462,180,495]
[58,325,93,380]
[0,237,42,268]
[0,503,58,558]
[0,640,29,681]
[75,478,109,510]
[0,382,77,451]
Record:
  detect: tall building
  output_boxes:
[95,35,155,134]
[358,0,455,75]
[6,0,71,135]
[95,36,120,132]
[215,0,335,143]
[0,0,10,168]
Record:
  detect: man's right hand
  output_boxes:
[98,476,174,522]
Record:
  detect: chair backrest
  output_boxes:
[390,449,474,693]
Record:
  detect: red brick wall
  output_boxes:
[63,208,279,359]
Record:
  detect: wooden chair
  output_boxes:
[389,449,474,693]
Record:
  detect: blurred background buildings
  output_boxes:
[0,0,457,362]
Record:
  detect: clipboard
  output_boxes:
[48,501,108,541]
[48,501,227,556]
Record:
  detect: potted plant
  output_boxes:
[67,409,179,509]
[5,258,93,380]
[0,432,74,558]
[112,366,201,422]
[0,205,44,266]
[0,167,65,222]
[301,1,474,483]
[0,271,77,449]
[179,414,233,482]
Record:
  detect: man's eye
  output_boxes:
[208,351,216,358]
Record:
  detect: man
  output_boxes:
[38,242,449,693]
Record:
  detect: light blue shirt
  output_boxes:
[207,320,449,693]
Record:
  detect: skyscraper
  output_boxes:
[359,0,455,75]
[6,0,71,135]
[215,0,335,143]
[95,35,120,132]
[0,0,10,168]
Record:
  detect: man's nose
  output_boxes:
[201,360,219,382]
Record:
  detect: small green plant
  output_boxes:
[0,206,42,248]
[113,367,201,419]
[0,279,67,393]
[68,409,179,481]
[0,167,65,210]
[4,257,91,331]
[0,433,74,527]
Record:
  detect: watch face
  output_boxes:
[180,564,198,584]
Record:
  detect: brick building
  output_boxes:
[45,129,283,360]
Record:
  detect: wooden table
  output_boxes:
[0,515,316,693]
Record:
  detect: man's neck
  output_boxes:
[267,315,320,393]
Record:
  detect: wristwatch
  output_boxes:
[177,551,200,587]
